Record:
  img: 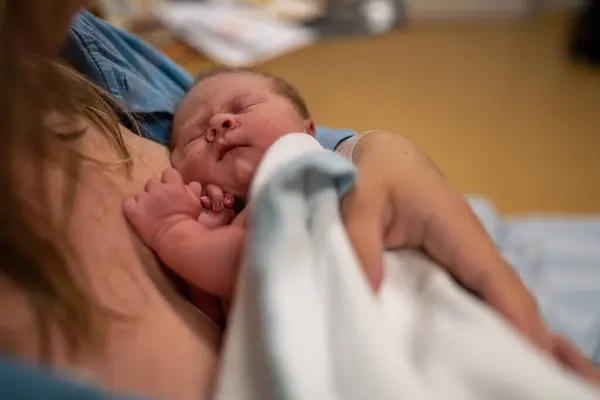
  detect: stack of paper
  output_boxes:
[240,0,326,22]
[156,2,317,67]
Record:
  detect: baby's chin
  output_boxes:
[230,156,260,198]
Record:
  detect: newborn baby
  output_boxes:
[123,68,316,320]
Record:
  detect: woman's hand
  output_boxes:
[339,131,552,352]
[553,335,600,387]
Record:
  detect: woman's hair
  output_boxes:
[0,2,130,359]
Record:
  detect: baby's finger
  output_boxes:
[144,176,161,193]
[187,182,203,200]
[205,184,225,212]
[185,188,202,207]
[200,196,211,209]
[123,195,144,231]
[161,168,183,184]
[224,193,235,209]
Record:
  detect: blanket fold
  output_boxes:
[216,133,599,400]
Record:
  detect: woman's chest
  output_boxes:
[56,128,220,399]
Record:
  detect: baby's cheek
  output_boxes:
[220,156,254,198]
[234,158,254,183]
[178,154,210,184]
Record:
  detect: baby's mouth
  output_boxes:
[217,142,241,161]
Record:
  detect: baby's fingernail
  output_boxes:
[224,195,234,208]
[201,196,211,208]
[213,202,222,212]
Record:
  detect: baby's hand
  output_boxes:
[198,183,237,229]
[123,168,203,247]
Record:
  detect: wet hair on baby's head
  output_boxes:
[193,67,311,119]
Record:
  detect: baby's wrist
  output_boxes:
[151,214,198,252]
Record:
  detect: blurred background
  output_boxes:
[90,0,600,215]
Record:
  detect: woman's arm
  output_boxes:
[337,130,552,352]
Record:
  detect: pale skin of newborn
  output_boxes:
[124,70,316,320]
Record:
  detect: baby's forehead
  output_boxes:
[193,72,275,97]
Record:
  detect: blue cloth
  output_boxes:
[0,357,140,399]
[61,10,356,148]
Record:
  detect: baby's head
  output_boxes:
[171,68,315,198]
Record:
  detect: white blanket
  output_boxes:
[215,134,600,400]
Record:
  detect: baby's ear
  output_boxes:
[304,119,316,137]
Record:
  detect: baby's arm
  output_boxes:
[153,218,243,299]
[123,168,243,299]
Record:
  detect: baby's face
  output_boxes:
[171,72,314,198]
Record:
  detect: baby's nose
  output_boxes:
[206,114,234,142]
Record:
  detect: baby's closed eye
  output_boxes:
[230,94,264,114]
[231,100,253,114]
[184,127,206,148]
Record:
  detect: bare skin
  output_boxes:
[124,72,314,303]
[123,168,244,299]
[0,120,220,400]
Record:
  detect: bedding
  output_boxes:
[470,198,600,364]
